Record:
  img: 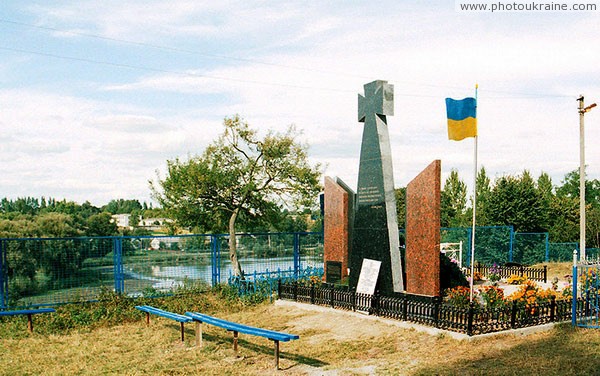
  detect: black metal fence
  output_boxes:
[469,263,547,283]
[278,281,580,336]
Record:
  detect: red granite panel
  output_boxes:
[405,160,441,297]
[324,176,350,280]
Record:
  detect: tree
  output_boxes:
[554,169,600,248]
[85,212,118,237]
[548,195,579,243]
[151,115,322,277]
[395,187,406,229]
[537,172,554,202]
[556,168,600,207]
[441,169,468,227]
[486,171,547,233]
[35,212,81,237]
[103,199,143,214]
[474,167,492,226]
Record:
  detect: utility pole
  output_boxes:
[577,95,596,261]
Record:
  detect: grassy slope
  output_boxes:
[1,298,600,375]
[0,263,596,375]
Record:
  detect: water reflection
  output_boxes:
[125,255,322,291]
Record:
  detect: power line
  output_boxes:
[0,18,493,94]
[0,18,377,81]
[0,18,577,99]
[0,45,355,94]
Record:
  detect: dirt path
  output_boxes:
[251,300,571,375]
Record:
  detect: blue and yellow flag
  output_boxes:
[445,97,477,141]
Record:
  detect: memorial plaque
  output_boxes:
[349,80,404,295]
[325,261,342,284]
[356,259,381,295]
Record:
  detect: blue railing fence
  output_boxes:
[440,226,585,265]
[0,232,323,309]
[0,225,586,309]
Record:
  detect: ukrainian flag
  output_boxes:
[445,97,477,141]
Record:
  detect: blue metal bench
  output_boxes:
[0,308,56,333]
[186,311,299,370]
[135,305,192,342]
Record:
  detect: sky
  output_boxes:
[1,1,599,207]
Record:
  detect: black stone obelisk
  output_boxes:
[349,80,404,295]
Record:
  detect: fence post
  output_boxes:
[293,233,300,279]
[519,265,524,278]
[402,294,408,321]
[113,237,124,294]
[572,250,578,326]
[543,265,547,284]
[330,285,335,308]
[310,283,315,304]
[210,235,220,287]
[550,295,556,322]
[509,226,514,262]
[433,296,441,328]
[371,291,380,316]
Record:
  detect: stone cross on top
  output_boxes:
[358,80,394,123]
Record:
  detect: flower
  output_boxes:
[488,264,502,283]
[444,286,474,308]
[479,285,505,308]
[506,274,527,285]
[507,280,557,315]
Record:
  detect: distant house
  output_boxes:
[111,214,132,229]
[110,214,172,233]
[139,217,172,232]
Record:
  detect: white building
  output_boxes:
[111,214,132,229]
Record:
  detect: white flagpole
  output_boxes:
[469,84,479,303]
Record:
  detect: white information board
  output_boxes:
[356,258,381,295]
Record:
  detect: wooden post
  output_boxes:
[233,331,239,355]
[27,313,33,333]
[195,321,203,347]
[274,340,280,370]
[180,322,185,342]
[145,312,150,326]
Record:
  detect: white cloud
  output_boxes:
[1,1,598,206]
